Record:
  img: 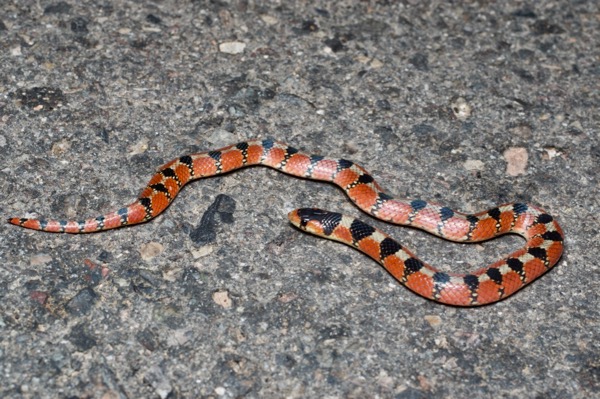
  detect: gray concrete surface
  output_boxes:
[1,1,598,398]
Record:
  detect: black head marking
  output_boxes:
[296,208,342,236]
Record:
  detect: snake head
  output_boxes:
[288,208,342,237]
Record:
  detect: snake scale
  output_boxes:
[9,138,564,306]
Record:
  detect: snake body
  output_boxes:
[9,138,564,306]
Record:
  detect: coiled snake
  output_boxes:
[9,138,564,306]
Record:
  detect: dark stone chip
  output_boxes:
[301,20,318,33]
[412,123,437,136]
[146,14,162,24]
[324,37,344,52]
[65,287,98,316]
[10,86,66,110]
[44,1,72,14]
[70,17,89,34]
[68,323,97,351]
[136,328,160,351]
[259,88,276,99]
[512,8,537,18]
[376,99,391,110]
[315,8,330,18]
[513,68,536,83]
[409,53,429,71]
[531,20,565,35]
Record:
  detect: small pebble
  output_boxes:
[463,159,485,172]
[30,254,53,266]
[424,315,442,327]
[503,147,528,176]
[213,290,232,309]
[450,97,472,120]
[219,41,246,54]
[139,242,164,261]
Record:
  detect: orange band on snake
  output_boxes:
[8,138,564,306]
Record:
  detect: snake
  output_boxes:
[8,138,564,306]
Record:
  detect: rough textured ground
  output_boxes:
[1,1,598,398]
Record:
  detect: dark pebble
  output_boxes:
[65,287,98,316]
[70,17,89,34]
